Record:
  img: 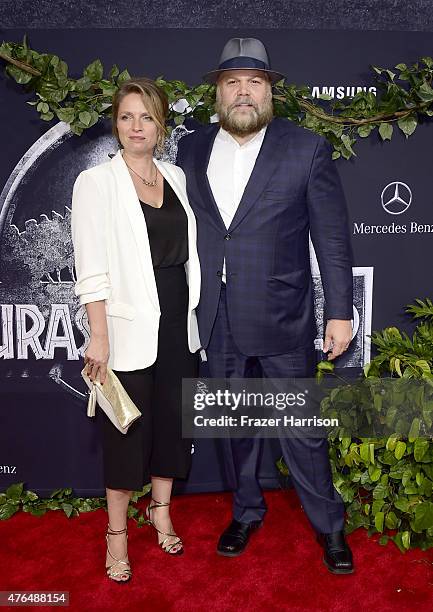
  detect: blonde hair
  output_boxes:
[112,77,168,151]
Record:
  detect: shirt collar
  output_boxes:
[217,125,267,148]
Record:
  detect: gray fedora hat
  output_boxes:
[204,37,285,84]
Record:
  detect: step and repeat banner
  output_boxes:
[1,29,432,495]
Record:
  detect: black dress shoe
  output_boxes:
[317,530,354,574]
[217,519,262,557]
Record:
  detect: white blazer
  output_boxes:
[71,150,201,371]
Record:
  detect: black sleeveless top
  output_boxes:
[140,179,188,269]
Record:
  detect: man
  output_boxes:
[177,38,354,574]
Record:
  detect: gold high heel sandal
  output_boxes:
[105,525,132,582]
[145,498,184,555]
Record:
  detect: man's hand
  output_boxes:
[323,319,352,361]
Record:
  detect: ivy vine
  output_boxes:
[1,36,433,158]
[0,482,152,526]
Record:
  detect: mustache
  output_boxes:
[227,98,259,113]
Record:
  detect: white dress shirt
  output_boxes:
[207,126,267,281]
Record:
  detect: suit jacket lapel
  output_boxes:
[228,119,288,232]
[194,125,227,230]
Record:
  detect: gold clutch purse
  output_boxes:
[81,366,141,434]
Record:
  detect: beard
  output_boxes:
[215,89,274,137]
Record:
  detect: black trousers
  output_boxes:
[98,265,198,490]
[206,285,345,534]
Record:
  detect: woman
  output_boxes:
[71,78,201,582]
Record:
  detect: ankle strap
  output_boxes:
[107,524,128,535]
[149,498,170,508]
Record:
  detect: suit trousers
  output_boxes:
[205,284,345,534]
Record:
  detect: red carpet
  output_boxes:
[2,489,433,611]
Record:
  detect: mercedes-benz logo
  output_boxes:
[381,181,412,215]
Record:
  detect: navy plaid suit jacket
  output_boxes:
[177,117,353,355]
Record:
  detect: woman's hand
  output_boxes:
[84,332,110,384]
[84,301,110,384]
